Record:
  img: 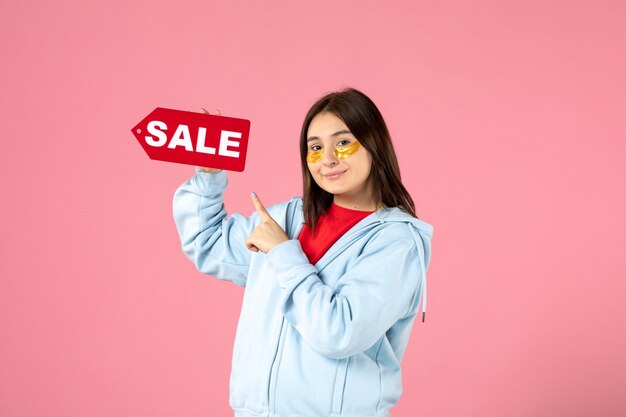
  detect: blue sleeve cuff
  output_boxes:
[190,169,228,194]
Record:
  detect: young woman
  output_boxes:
[173,88,433,417]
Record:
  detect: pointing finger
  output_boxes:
[251,192,272,222]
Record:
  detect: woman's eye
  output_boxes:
[310,145,321,151]
[337,139,350,147]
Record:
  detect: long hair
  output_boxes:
[300,87,417,231]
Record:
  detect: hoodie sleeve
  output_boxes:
[172,169,261,287]
[265,231,424,359]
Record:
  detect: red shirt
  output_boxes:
[298,202,375,265]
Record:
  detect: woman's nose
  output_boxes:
[322,148,339,166]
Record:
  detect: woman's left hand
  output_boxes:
[245,192,290,254]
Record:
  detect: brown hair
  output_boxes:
[300,87,417,231]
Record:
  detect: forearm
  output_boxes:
[266,239,420,359]
[172,170,250,286]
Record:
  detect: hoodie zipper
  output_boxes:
[268,318,285,416]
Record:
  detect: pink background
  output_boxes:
[1,1,625,416]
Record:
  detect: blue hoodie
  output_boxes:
[173,170,433,417]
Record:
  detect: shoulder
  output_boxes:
[365,223,419,255]
[376,207,434,239]
[368,207,434,258]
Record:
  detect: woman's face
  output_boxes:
[306,112,374,208]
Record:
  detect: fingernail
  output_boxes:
[251,192,257,198]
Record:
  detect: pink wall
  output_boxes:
[1,1,625,416]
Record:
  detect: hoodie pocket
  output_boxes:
[331,357,350,416]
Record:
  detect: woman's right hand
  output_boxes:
[196,108,223,173]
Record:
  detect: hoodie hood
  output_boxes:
[375,207,433,322]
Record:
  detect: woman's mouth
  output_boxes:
[323,170,347,180]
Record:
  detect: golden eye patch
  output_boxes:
[334,141,361,159]
[306,149,323,163]
[306,140,361,163]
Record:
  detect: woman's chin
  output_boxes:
[319,184,347,195]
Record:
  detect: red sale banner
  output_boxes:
[131,107,251,172]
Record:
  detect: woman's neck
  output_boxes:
[332,178,385,211]
[333,181,385,211]
[333,193,383,212]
